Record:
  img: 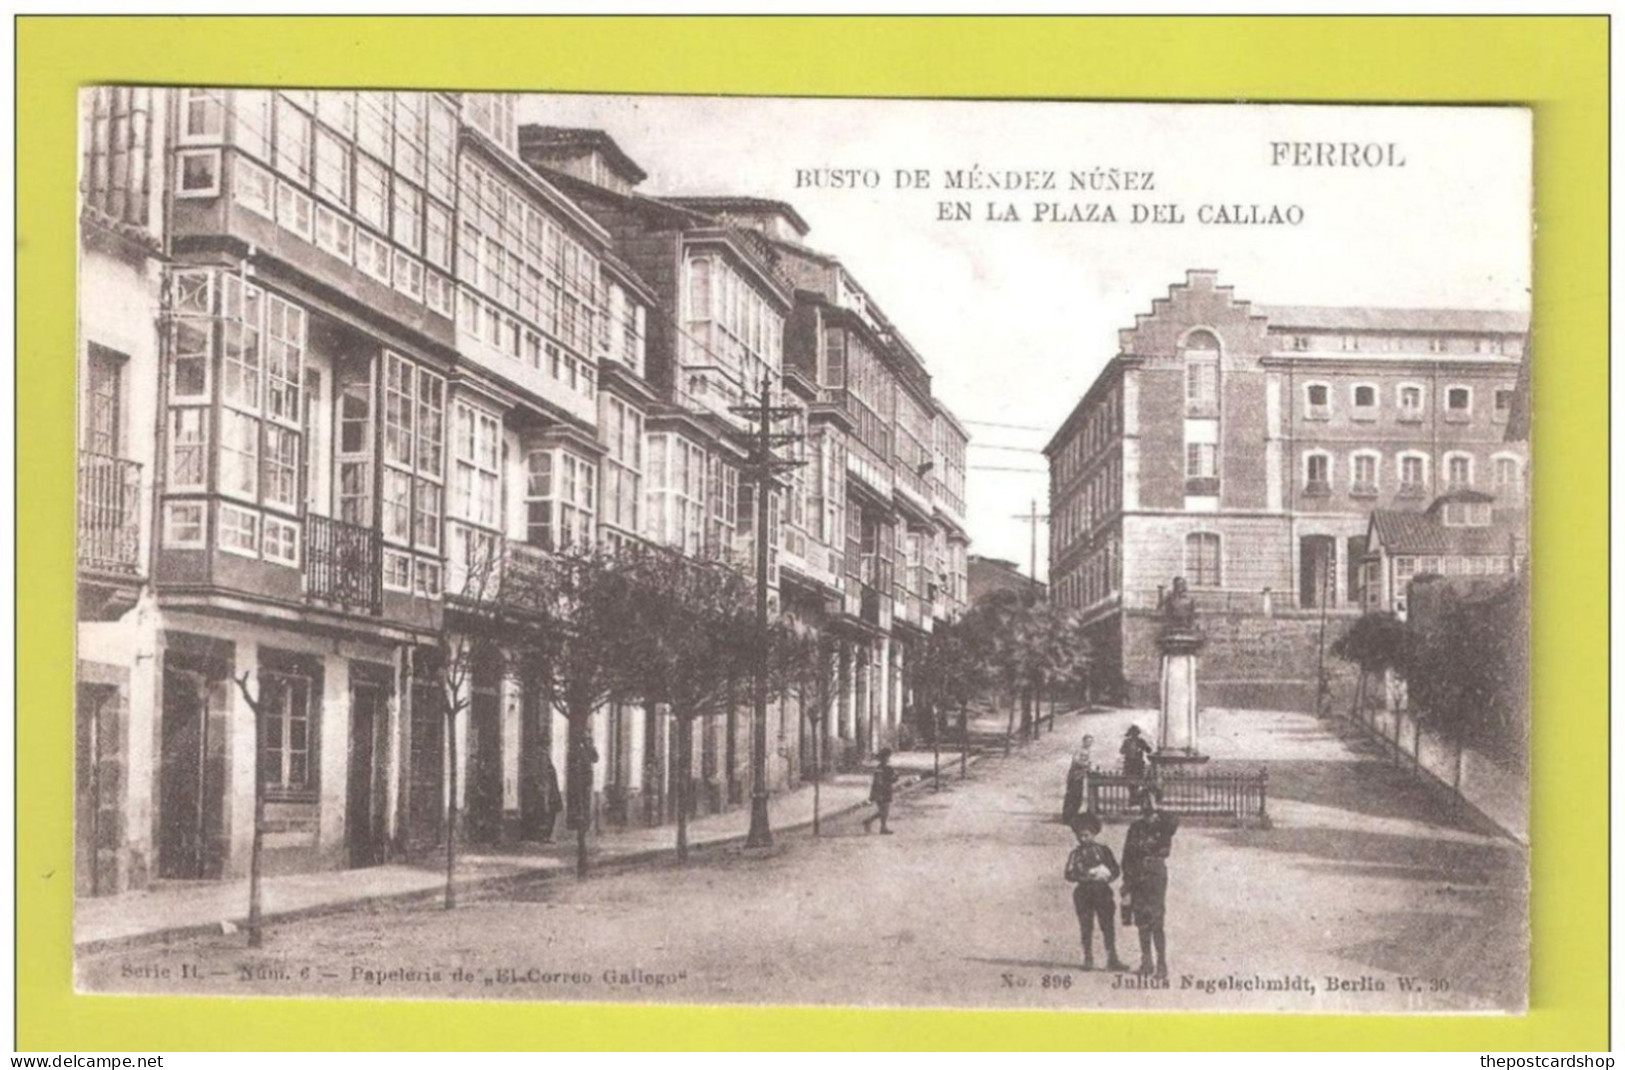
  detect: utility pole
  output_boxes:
[731,374,804,849]
[1010,500,1050,593]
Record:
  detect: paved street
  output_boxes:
[78,707,1525,1013]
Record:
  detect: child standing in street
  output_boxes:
[862,748,900,834]
[1065,813,1128,971]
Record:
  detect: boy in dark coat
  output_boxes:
[1121,786,1180,978]
[862,748,900,834]
[1120,725,1154,779]
[1065,813,1127,971]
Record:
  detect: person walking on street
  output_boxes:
[1060,733,1095,825]
[1121,786,1180,978]
[862,748,900,834]
[1065,812,1128,971]
[1120,724,1154,779]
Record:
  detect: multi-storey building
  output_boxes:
[1045,270,1528,708]
[517,132,971,792]
[77,87,169,896]
[74,94,971,896]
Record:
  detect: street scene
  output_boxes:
[78,705,1525,1012]
[74,90,1530,1013]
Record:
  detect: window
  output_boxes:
[84,345,125,457]
[1351,452,1379,496]
[1445,386,1472,420]
[233,156,274,218]
[354,154,388,233]
[356,230,391,284]
[392,178,423,252]
[276,182,314,242]
[1398,452,1428,497]
[175,149,221,197]
[1185,442,1217,479]
[1397,383,1425,422]
[380,353,446,552]
[393,252,424,302]
[1351,383,1378,419]
[452,402,502,530]
[313,127,350,208]
[355,92,392,161]
[315,90,356,138]
[1442,501,1491,527]
[163,502,206,548]
[1445,452,1474,489]
[273,97,312,185]
[424,200,452,271]
[1304,451,1331,493]
[600,395,644,536]
[167,408,209,489]
[1494,387,1515,422]
[1493,454,1524,494]
[263,515,300,566]
[260,670,314,794]
[314,206,354,262]
[218,502,259,556]
[1185,532,1221,588]
[179,88,224,143]
[1304,382,1330,419]
[525,449,596,551]
[1185,349,1218,415]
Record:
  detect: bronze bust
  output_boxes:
[1160,576,1200,640]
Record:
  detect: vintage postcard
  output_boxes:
[71,89,1530,1015]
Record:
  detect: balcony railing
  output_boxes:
[305,514,382,614]
[78,451,142,576]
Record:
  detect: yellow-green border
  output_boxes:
[17,15,1607,1052]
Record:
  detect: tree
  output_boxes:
[615,544,758,862]
[229,671,271,947]
[778,617,838,833]
[913,616,985,789]
[1023,603,1093,738]
[1330,610,1411,721]
[432,531,509,909]
[961,587,1039,755]
[1405,575,1528,764]
[513,543,646,878]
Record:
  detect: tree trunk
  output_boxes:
[675,713,691,861]
[1003,694,1015,757]
[565,714,590,878]
[444,708,459,909]
[959,705,969,778]
[247,710,265,946]
[811,715,822,837]
[931,702,941,792]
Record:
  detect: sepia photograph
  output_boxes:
[71,87,1531,1015]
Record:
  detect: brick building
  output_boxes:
[1045,270,1528,708]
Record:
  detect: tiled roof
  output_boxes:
[1258,305,1529,334]
[1370,509,1523,556]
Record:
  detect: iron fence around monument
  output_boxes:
[1086,767,1270,827]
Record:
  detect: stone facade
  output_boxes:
[1046,270,1528,706]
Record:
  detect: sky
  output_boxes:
[516,96,1532,579]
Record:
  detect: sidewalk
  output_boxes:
[74,740,992,953]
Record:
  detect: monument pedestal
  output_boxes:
[1155,631,1209,765]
